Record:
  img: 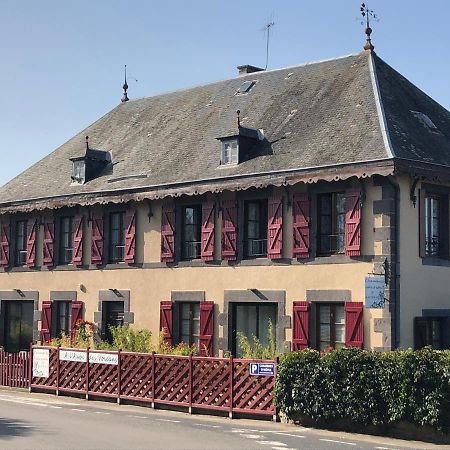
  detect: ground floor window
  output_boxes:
[3,301,34,352]
[414,317,447,349]
[173,302,200,348]
[316,303,345,351]
[102,301,124,343]
[231,302,277,357]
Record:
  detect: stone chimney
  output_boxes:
[237,65,264,76]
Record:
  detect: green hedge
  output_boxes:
[275,347,450,432]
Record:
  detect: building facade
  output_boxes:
[0,49,449,355]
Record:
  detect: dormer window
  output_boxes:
[72,159,86,184]
[221,140,239,165]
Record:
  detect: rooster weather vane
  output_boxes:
[360,3,378,51]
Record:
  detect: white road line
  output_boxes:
[231,428,259,433]
[194,423,220,428]
[266,432,306,438]
[127,415,147,419]
[320,438,356,446]
[256,441,287,447]
[0,394,81,407]
[94,411,111,415]
[374,447,391,450]
[240,434,263,439]
[156,418,180,423]
[49,406,62,409]
[71,408,86,412]
[0,397,50,407]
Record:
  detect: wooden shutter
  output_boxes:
[199,301,214,356]
[42,220,55,266]
[72,215,84,266]
[345,302,364,348]
[26,219,38,268]
[160,301,173,346]
[221,200,237,261]
[125,209,136,264]
[268,196,283,259]
[41,301,52,343]
[345,190,362,256]
[418,189,426,258]
[292,194,310,259]
[91,214,104,264]
[292,301,309,350]
[161,204,175,263]
[0,221,10,268]
[70,301,83,337]
[201,202,215,261]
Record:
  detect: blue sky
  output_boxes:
[0,0,449,187]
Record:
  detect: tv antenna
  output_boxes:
[360,3,379,51]
[261,19,275,70]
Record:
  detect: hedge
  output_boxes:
[275,347,450,433]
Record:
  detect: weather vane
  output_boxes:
[121,65,138,103]
[360,3,378,51]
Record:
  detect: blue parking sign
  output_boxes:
[250,362,275,376]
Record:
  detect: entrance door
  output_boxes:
[102,301,124,343]
[3,301,34,352]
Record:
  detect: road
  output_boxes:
[0,389,441,449]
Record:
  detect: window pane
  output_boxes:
[235,304,257,340]
[320,306,331,324]
[258,305,277,347]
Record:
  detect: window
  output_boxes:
[52,301,71,338]
[109,212,125,262]
[2,301,34,352]
[244,200,268,258]
[414,317,448,350]
[425,194,441,256]
[221,140,239,165]
[175,302,200,348]
[316,303,345,351]
[231,303,277,357]
[102,301,124,344]
[59,217,73,264]
[317,193,345,255]
[15,221,27,266]
[72,160,85,184]
[182,205,202,260]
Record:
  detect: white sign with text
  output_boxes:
[59,350,87,363]
[32,349,50,378]
[89,352,118,365]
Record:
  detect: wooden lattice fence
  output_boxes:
[0,351,30,388]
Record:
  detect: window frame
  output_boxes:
[52,301,72,339]
[315,303,345,351]
[317,192,346,256]
[243,199,268,258]
[15,220,28,267]
[414,316,447,350]
[175,301,200,348]
[59,216,73,265]
[424,193,442,257]
[181,205,202,260]
[109,211,126,263]
[221,140,239,165]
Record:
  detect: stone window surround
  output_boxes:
[218,289,290,353]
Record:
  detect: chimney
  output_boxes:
[237,65,264,76]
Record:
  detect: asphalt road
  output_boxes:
[0,389,441,449]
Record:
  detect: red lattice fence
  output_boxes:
[0,351,30,388]
[29,346,277,418]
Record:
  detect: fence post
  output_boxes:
[151,352,155,409]
[273,356,279,422]
[188,354,193,414]
[85,347,90,400]
[117,349,122,405]
[56,346,60,396]
[229,355,234,419]
[28,344,33,392]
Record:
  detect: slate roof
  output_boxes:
[1,50,450,211]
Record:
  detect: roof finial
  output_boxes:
[360,3,377,51]
[121,65,129,103]
[236,110,241,128]
[85,135,89,151]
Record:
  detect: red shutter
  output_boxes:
[201,202,215,261]
[268,196,283,259]
[70,301,83,337]
[345,190,362,256]
[292,301,309,350]
[41,301,52,343]
[125,209,136,264]
[91,214,104,264]
[0,222,10,268]
[43,220,55,266]
[72,215,84,266]
[161,204,175,263]
[26,219,38,268]
[345,302,364,348]
[221,200,237,261]
[293,194,310,259]
[199,301,214,356]
[160,301,173,346]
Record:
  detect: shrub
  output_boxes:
[237,320,277,359]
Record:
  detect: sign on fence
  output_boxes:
[60,350,87,363]
[89,352,118,365]
[32,349,49,378]
[250,362,275,376]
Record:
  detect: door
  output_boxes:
[3,301,34,352]
[102,301,124,343]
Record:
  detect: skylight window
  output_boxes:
[411,111,439,132]
[221,140,239,165]
[236,80,256,95]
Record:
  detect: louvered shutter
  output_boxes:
[199,301,214,356]
[345,190,362,256]
[70,301,83,337]
[41,301,52,343]
[0,222,10,268]
[221,201,237,261]
[345,302,364,348]
[201,202,215,261]
[268,196,283,259]
[91,214,104,264]
[160,301,173,345]
[72,215,84,266]
[161,204,175,263]
[293,194,310,259]
[43,220,55,266]
[292,301,309,350]
[125,209,136,264]
[26,219,38,268]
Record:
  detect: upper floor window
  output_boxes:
[15,220,27,266]
[182,205,202,260]
[59,216,73,264]
[221,140,239,165]
[244,200,268,258]
[424,194,441,256]
[317,193,345,255]
[109,212,125,262]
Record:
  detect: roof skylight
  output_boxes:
[236,80,256,94]
[411,111,439,132]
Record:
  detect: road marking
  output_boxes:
[94,411,110,415]
[256,441,287,447]
[49,406,62,409]
[320,439,356,446]
[0,397,50,407]
[156,418,180,423]
[0,394,81,407]
[374,447,391,449]
[241,434,263,439]
[71,408,86,412]
[231,428,259,433]
[194,423,220,428]
[266,432,306,438]
[127,415,147,419]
